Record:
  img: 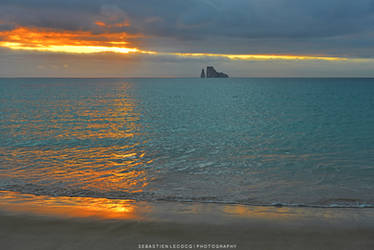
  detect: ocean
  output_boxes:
[1,78,374,208]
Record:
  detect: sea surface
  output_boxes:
[0,78,373,208]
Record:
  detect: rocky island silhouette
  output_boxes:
[201,66,229,78]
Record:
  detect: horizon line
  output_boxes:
[1,76,374,79]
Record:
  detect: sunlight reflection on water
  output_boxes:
[1,78,374,207]
[0,79,152,195]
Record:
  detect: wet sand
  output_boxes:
[0,191,374,250]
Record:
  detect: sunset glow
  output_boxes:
[0,191,141,220]
[0,27,347,61]
[0,27,146,54]
[170,52,346,61]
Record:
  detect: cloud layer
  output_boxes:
[1,0,374,76]
[1,0,374,57]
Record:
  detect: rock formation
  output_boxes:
[206,66,229,78]
[200,69,205,78]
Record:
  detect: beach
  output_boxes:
[0,191,374,250]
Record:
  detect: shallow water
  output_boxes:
[1,78,374,207]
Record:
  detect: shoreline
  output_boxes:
[1,191,374,249]
[1,211,374,250]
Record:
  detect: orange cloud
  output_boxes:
[0,26,148,54]
[0,26,347,61]
[95,20,130,28]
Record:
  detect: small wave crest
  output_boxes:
[1,184,373,209]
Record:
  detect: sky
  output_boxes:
[1,0,374,77]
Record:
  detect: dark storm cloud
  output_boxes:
[1,0,374,38]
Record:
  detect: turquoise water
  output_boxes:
[0,78,373,207]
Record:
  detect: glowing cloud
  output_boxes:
[0,27,147,54]
[95,20,130,28]
[229,54,332,61]
[0,27,347,61]
[169,52,346,61]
